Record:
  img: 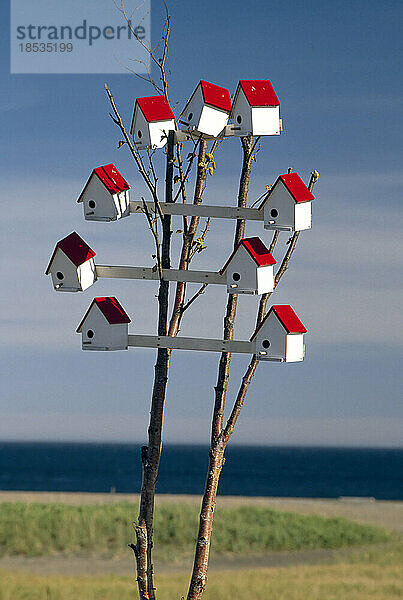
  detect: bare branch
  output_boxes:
[268,230,279,255]
[221,171,320,446]
[168,140,208,336]
[173,137,201,202]
[105,84,158,203]
[188,217,210,261]
[181,284,208,314]
[142,198,163,280]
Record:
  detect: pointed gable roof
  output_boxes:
[136,96,175,122]
[199,80,231,112]
[237,80,280,107]
[220,237,276,274]
[259,172,314,209]
[46,232,95,274]
[76,297,131,332]
[77,164,130,203]
[251,305,306,341]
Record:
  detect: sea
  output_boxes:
[0,443,402,500]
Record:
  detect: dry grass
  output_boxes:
[0,543,402,600]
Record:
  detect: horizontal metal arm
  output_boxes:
[128,334,254,354]
[174,122,282,143]
[130,201,263,221]
[96,265,224,285]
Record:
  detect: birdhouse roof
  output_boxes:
[259,173,314,209]
[76,297,131,332]
[199,80,232,112]
[236,80,280,107]
[250,305,307,341]
[77,164,130,202]
[220,237,276,274]
[136,96,175,122]
[45,232,95,274]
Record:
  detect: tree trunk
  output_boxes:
[187,136,255,600]
[134,131,175,600]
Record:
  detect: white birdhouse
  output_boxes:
[46,232,97,292]
[181,80,231,137]
[230,80,280,136]
[251,305,307,362]
[220,237,276,295]
[259,172,314,231]
[130,96,176,150]
[76,297,131,351]
[77,164,131,222]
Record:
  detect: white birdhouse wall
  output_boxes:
[231,88,253,135]
[48,249,80,291]
[256,265,275,295]
[294,201,312,231]
[111,190,130,220]
[199,105,228,137]
[225,245,258,294]
[81,175,119,221]
[183,86,204,131]
[285,334,305,362]
[133,108,152,149]
[251,106,280,136]
[254,312,287,360]
[148,119,176,149]
[80,308,128,351]
[77,260,97,292]
[263,182,296,231]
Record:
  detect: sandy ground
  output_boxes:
[1,492,402,575]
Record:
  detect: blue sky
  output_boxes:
[1,0,402,446]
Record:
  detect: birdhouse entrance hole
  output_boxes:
[232,272,241,281]
[87,330,94,338]
[188,112,193,120]
[138,130,142,138]
[270,209,278,218]
[262,339,271,348]
[237,115,242,124]
[88,200,96,209]
[56,272,64,280]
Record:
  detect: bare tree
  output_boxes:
[105,4,319,599]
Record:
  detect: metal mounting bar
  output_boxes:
[174,121,283,143]
[128,334,254,354]
[96,265,224,285]
[130,201,263,221]
[174,124,242,143]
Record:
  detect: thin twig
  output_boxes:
[105,84,158,203]
[181,284,208,314]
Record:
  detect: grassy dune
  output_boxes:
[0,543,402,600]
[0,502,392,562]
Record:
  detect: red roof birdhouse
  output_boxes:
[181,80,231,137]
[259,172,314,231]
[251,305,307,362]
[131,96,176,150]
[230,80,281,136]
[76,297,131,351]
[77,164,131,222]
[220,237,276,294]
[46,232,97,292]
